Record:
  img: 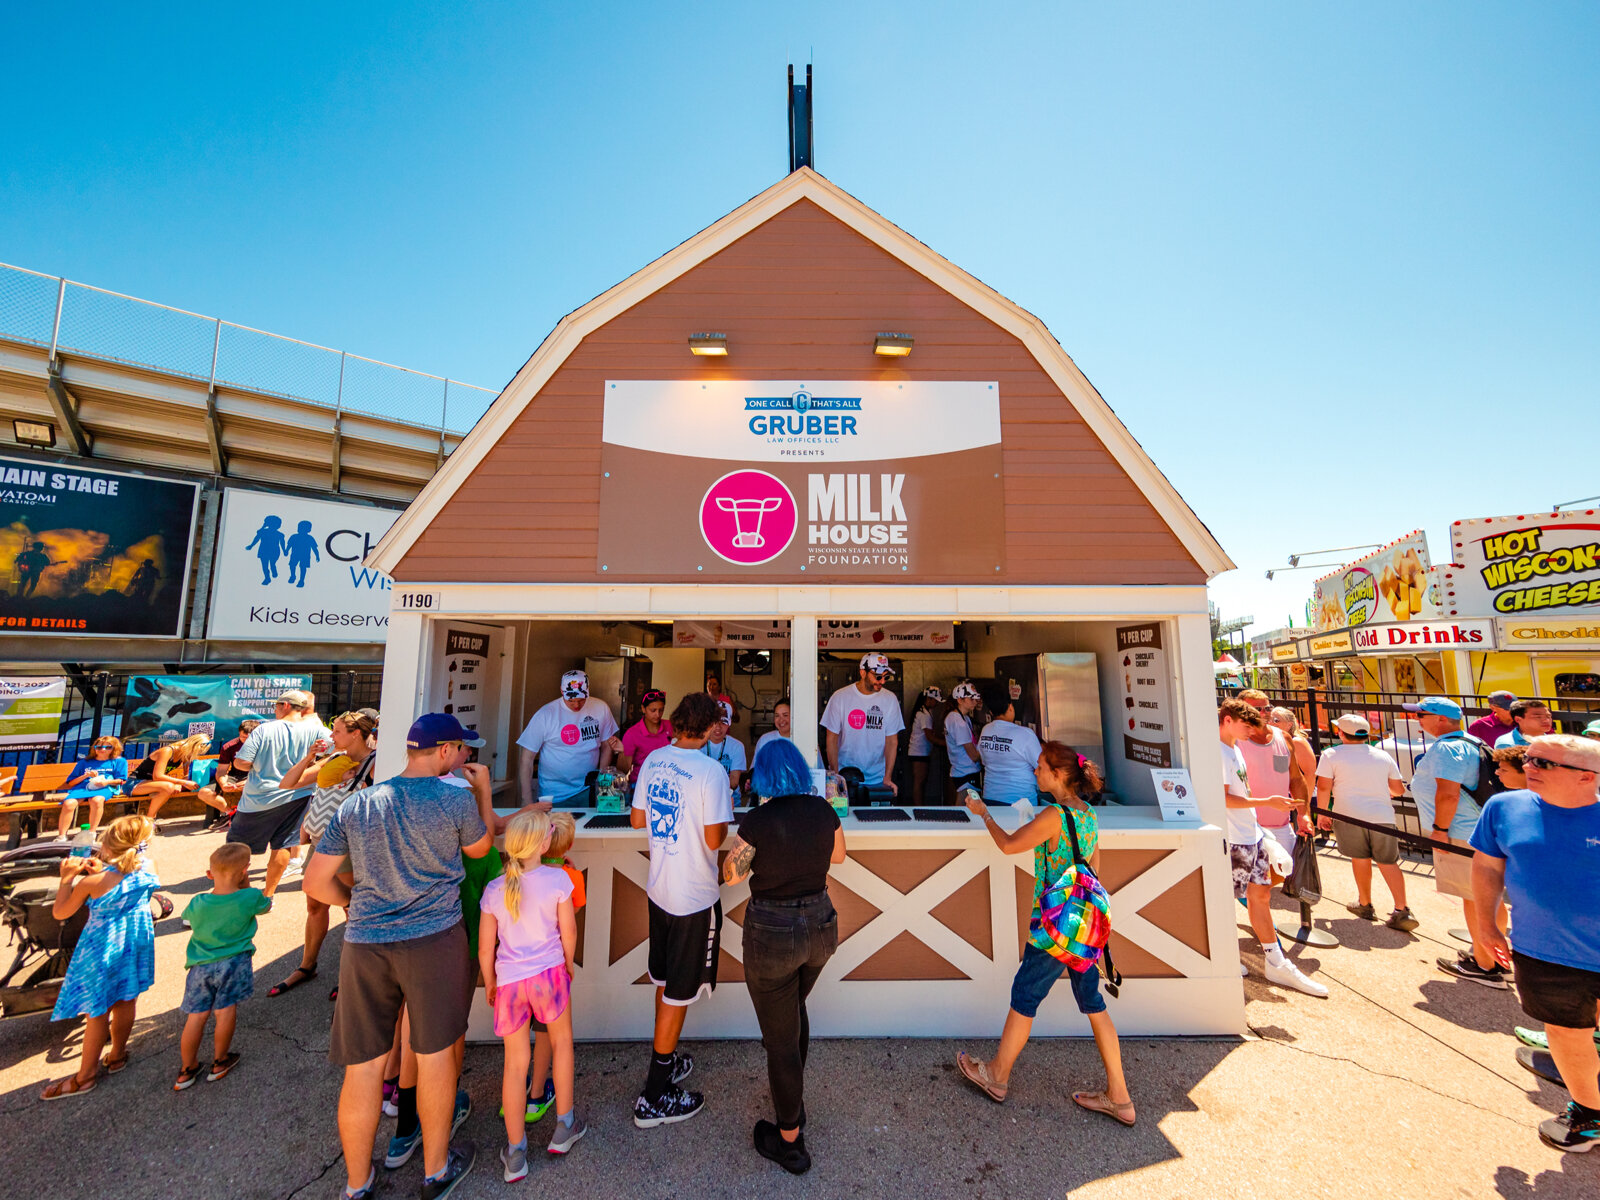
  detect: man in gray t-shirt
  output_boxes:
[306,712,495,1198]
[227,689,333,897]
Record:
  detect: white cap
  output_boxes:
[952,681,981,702]
[1334,713,1370,736]
[560,670,589,700]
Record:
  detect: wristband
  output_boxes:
[1431,824,1449,832]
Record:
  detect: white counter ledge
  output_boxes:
[470,805,1244,1041]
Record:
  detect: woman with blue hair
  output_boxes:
[721,737,846,1176]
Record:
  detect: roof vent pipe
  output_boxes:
[788,64,814,172]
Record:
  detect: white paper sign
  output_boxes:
[1148,768,1199,822]
[208,490,399,642]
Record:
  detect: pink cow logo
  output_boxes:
[847,709,868,730]
[560,724,581,746]
[698,470,798,566]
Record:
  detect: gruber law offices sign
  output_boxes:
[597,381,1003,579]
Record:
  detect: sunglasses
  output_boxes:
[1524,755,1587,773]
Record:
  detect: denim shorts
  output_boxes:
[182,952,255,1014]
[1010,943,1105,1018]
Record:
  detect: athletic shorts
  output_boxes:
[1512,951,1600,1030]
[1432,836,1474,899]
[227,795,312,854]
[493,964,571,1035]
[1229,839,1272,899]
[330,922,472,1065]
[647,898,722,1006]
[182,952,255,1014]
[1333,819,1400,865]
[1010,943,1105,1018]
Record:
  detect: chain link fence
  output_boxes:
[0,261,498,435]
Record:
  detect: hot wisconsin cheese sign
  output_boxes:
[1443,511,1600,618]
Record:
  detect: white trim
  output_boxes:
[384,582,1212,620]
[368,169,1233,579]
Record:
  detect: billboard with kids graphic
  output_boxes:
[208,489,401,642]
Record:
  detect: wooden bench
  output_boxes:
[0,756,222,848]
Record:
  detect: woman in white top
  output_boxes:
[975,684,1043,805]
[943,682,983,804]
[906,687,945,806]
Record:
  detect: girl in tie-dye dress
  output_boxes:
[40,815,160,1101]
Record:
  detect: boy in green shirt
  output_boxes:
[175,842,270,1090]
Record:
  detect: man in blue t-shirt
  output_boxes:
[1406,697,1509,989]
[1470,733,1600,1153]
[307,713,494,1200]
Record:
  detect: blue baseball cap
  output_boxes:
[406,712,486,749]
[1403,697,1462,720]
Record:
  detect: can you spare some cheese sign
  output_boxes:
[597,381,1003,580]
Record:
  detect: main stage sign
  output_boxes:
[597,381,1004,579]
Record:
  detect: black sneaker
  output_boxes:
[754,1119,811,1175]
[1539,1102,1600,1153]
[418,1142,475,1200]
[670,1051,694,1085]
[1435,956,1510,989]
[633,1085,704,1128]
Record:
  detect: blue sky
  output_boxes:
[2,2,1596,632]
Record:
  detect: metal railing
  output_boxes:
[0,261,498,435]
[0,667,384,770]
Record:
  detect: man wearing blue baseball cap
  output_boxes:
[306,712,496,1200]
[1405,697,1509,989]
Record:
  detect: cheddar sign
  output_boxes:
[1348,620,1495,654]
[1496,618,1600,650]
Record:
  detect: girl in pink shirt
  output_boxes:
[479,809,582,1169]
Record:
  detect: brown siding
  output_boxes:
[395,199,1205,585]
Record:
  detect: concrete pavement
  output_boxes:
[0,816,1593,1200]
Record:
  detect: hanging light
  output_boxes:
[873,332,913,357]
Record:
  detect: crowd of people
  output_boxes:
[30,667,1600,1192]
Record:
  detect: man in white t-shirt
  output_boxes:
[516,670,619,807]
[1219,698,1327,997]
[821,653,905,793]
[975,683,1043,805]
[628,692,732,1129]
[702,700,747,802]
[1315,713,1414,930]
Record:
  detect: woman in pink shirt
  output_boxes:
[1236,692,1302,854]
[616,690,673,784]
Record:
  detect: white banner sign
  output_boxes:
[1348,619,1495,654]
[1443,511,1600,620]
[0,677,67,752]
[209,490,399,642]
[671,620,955,649]
[603,380,999,463]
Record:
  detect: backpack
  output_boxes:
[1027,807,1122,995]
[1460,734,1509,804]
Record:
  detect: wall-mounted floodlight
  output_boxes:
[688,333,728,357]
[12,419,55,447]
[873,332,914,357]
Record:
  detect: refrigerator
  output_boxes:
[585,654,655,729]
[993,652,1104,770]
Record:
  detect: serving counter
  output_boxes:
[467,804,1244,1042]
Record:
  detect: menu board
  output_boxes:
[1116,622,1172,768]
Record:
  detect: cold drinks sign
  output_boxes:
[597,381,1004,579]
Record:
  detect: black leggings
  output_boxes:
[741,892,838,1129]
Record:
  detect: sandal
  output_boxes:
[956,1051,1008,1102]
[41,1072,99,1101]
[173,1063,204,1091]
[328,985,339,1003]
[207,1052,240,1082]
[103,1054,129,1074]
[1073,1089,1136,1127]
[268,965,317,997]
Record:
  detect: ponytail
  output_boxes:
[1037,741,1103,800]
[102,814,154,875]
[500,808,553,924]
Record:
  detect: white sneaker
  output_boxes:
[282,857,304,877]
[1265,957,1329,998]
[1240,961,1249,977]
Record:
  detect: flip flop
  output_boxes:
[1073,1089,1137,1127]
[956,1051,1007,1102]
[41,1072,98,1101]
[268,965,317,997]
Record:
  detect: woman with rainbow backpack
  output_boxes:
[955,740,1135,1126]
